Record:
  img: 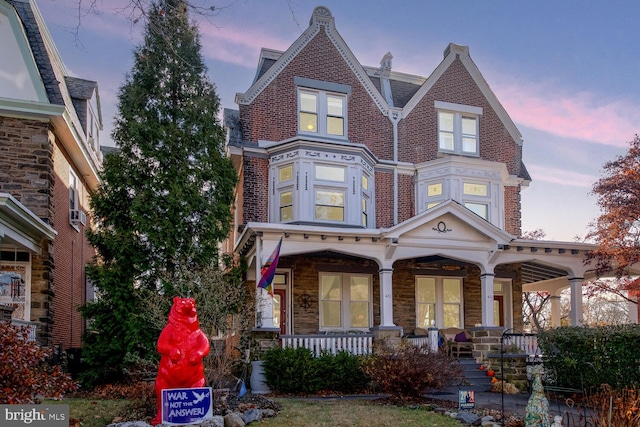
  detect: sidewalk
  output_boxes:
[424,386,589,422]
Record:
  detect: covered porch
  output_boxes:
[0,193,56,345]
[236,201,598,358]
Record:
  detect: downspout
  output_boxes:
[390,110,401,225]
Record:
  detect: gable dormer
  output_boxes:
[0,0,51,106]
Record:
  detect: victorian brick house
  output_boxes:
[225,6,597,346]
[0,0,102,349]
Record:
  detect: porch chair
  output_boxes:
[439,327,473,358]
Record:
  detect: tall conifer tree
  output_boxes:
[81,0,236,385]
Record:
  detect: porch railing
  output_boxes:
[502,333,541,357]
[11,319,38,342]
[280,333,373,356]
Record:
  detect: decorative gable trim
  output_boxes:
[383,199,514,244]
[403,43,523,146]
[236,7,389,116]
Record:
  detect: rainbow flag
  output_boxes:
[257,237,282,296]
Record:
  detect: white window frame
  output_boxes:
[415,276,463,329]
[435,101,481,156]
[298,89,347,138]
[319,272,372,332]
[269,149,375,227]
[462,180,491,221]
[275,164,295,222]
[69,169,80,230]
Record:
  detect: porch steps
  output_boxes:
[455,357,493,392]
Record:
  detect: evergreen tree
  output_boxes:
[81,0,237,386]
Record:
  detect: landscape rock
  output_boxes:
[223,412,245,427]
[456,410,481,425]
[262,408,276,418]
[240,408,262,424]
[201,416,225,427]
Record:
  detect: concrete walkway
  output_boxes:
[424,386,591,423]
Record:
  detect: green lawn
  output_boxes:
[48,398,134,427]
[262,398,463,427]
[54,396,462,427]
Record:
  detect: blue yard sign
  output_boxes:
[162,387,213,425]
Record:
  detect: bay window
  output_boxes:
[270,146,375,227]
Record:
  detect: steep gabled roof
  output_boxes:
[3,0,102,189]
[236,6,389,116]
[240,7,523,148]
[403,43,523,146]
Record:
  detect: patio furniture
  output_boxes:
[439,327,473,358]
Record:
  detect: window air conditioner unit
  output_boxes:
[70,209,87,226]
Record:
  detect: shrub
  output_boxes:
[538,325,640,390]
[362,341,463,399]
[316,350,369,393]
[0,321,77,403]
[261,346,369,394]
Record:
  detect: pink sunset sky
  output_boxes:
[36,0,640,242]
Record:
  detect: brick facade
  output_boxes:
[0,116,95,348]
[232,7,534,337]
[51,140,94,349]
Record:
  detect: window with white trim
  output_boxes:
[298,89,346,137]
[416,276,462,328]
[435,101,481,156]
[277,164,294,221]
[270,148,375,227]
[314,165,346,222]
[426,181,444,210]
[361,173,371,227]
[69,170,79,212]
[320,273,372,330]
[462,181,490,220]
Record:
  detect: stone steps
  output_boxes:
[456,357,494,392]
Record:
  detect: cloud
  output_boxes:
[197,23,293,68]
[526,164,599,188]
[492,77,640,149]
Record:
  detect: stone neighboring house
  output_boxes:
[0,0,102,351]
[222,6,606,355]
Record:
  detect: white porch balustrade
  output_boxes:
[280,333,373,356]
[502,333,541,358]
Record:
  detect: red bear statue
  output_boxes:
[151,296,210,426]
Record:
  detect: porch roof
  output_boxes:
[0,193,56,253]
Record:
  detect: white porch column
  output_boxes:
[379,268,395,327]
[549,295,562,327]
[569,277,584,326]
[481,273,495,327]
[255,237,274,329]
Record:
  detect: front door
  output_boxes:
[493,295,504,327]
[273,288,287,335]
